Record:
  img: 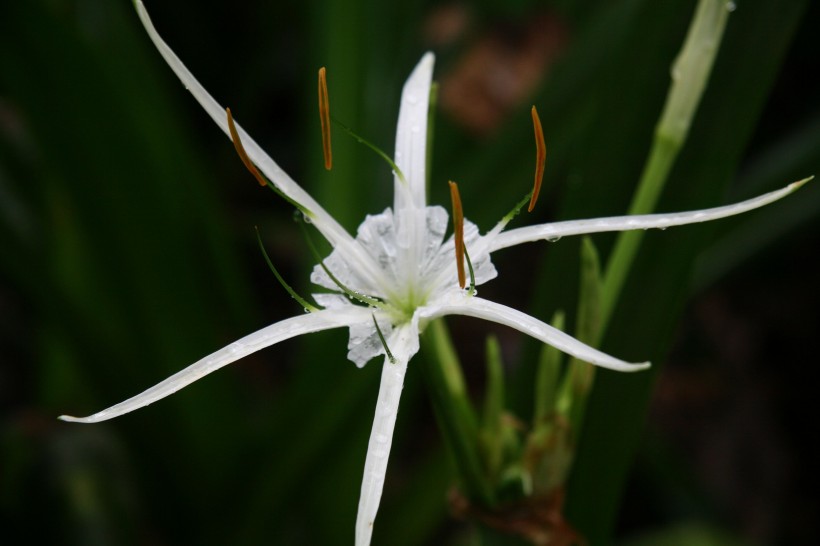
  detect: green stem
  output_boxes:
[421,319,494,506]
[601,0,731,329]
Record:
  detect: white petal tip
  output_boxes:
[631,361,652,371]
[608,360,651,372]
[407,52,435,82]
[790,176,814,191]
[58,411,113,423]
[58,415,91,423]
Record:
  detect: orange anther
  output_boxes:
[226,108,267,187]
[449,181,466,289]
[528,105,546,212]
[318,67,332,170]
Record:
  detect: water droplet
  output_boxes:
[302,212,312,224]
[546,236,562,243]
[658,226,668,231]
[726,1,736,12]
[406,93,418,105]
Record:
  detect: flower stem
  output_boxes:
[601,0,731,328]
[421,319,494,506]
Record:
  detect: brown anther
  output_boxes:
[318,67,332,170]
[449,180,466,289]
[528,105,546,212]
[226,108,267,187]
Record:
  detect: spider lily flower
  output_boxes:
[60,2,808,544]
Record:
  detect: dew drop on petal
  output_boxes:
[726,1,736,12]
[546,235,562,243]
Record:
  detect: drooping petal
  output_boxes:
[489,178,810,252]
[133,0,352,250]
[59,308,373,423]
[355,322,419,546]
[421,294,649,372]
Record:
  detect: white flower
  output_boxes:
[60,2,808,544]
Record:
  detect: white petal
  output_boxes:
[393,52,435,214]
[133,0,352,249]
[424,218,498,298]
[355,322,419,546]
[391,54,435,292]
[311,205,482,307]
[490,179,811,252]
[59,308,372,423]
[421,294,649,372]
[347,313,395,368]
[312,292,351,309]
[311,209,398,299]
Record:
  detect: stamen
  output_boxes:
[331,116,407,185]
[449,180,466,289]
[372,314,396,364]
[227,108,267,187]
[226,109,311,216]
[464,246,476,296]
[528,105,546,212]
[255,227,318,313]
[318,67,332,170]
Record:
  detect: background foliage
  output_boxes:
[1,0,817,544]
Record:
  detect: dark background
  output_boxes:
[1,1,817,544]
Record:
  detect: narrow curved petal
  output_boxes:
[355,323,418,546]
[422,294,650,372]
[490,178,811,252]
[133,1,352,249]
[393,52,435,213]
[59,308,373,423]
[391,53,436,293]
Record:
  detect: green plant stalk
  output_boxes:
[481,336,506,483]
[552,0,731,540]
[601,0,731,328]
[526,312,566,495]
[558,237,603,435]
[421,319,494,506]
[525,241,603,498]
[532,311,565,427]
